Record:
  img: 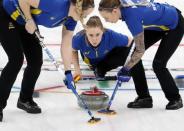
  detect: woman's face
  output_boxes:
[86,27,103,47]
[99,9,120,23]
[82,8,94,18]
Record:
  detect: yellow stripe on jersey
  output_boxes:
[11,10,20,21]
[31,9,42,15]
[84,57,91,65]
[10,9,42,21]
[63,25,67,30]
[143,25,170,31]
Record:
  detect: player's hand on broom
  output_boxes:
[64,70,75,89]
[25,18,37,34]
[117,67,131,82]
[73,69,82,83]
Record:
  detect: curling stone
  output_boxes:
[78,86,109,110]
[175,75,184,88]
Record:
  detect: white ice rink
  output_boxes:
[0,0,184,131]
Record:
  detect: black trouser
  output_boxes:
[95,46,131,75]
[131,10,184,101]
[0,3,43,109]
[80,46,132,75]
[94,43,148,95]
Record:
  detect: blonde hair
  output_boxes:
[76,0,83,21]
[71,0,94,26]
[86,16,104,31]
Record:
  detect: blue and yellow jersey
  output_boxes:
[3,0,77,31]
[121,3,179,36]
[72,29,129,66]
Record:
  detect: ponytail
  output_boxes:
[71,0,94,27]
[76,0,83,21]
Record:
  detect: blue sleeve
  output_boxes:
[123,9,143,36]
[110,30,129,47]
[63,17,77,31]
[72,35,81,50]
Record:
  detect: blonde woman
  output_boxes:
[72,16,132,81]
[0,0,94,122]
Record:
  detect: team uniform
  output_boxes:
[121,3,178,36]
[3,0,77,30]
[72,29,130,76]
[0,0,76,113]
[121,3,184,106]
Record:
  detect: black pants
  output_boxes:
[92,43,147,95]
[0,3,43,109]
[81,46,131,75]
[92,45,132,75]
[131,10,184,101]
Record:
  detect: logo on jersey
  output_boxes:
[84,51,90,55]
[104,50,109,54]
[8,22,15,29]
[50,17,55,20]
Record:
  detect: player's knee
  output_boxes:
[9,54,24,70]
[152,60,166,73]
[27,59,43,71]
